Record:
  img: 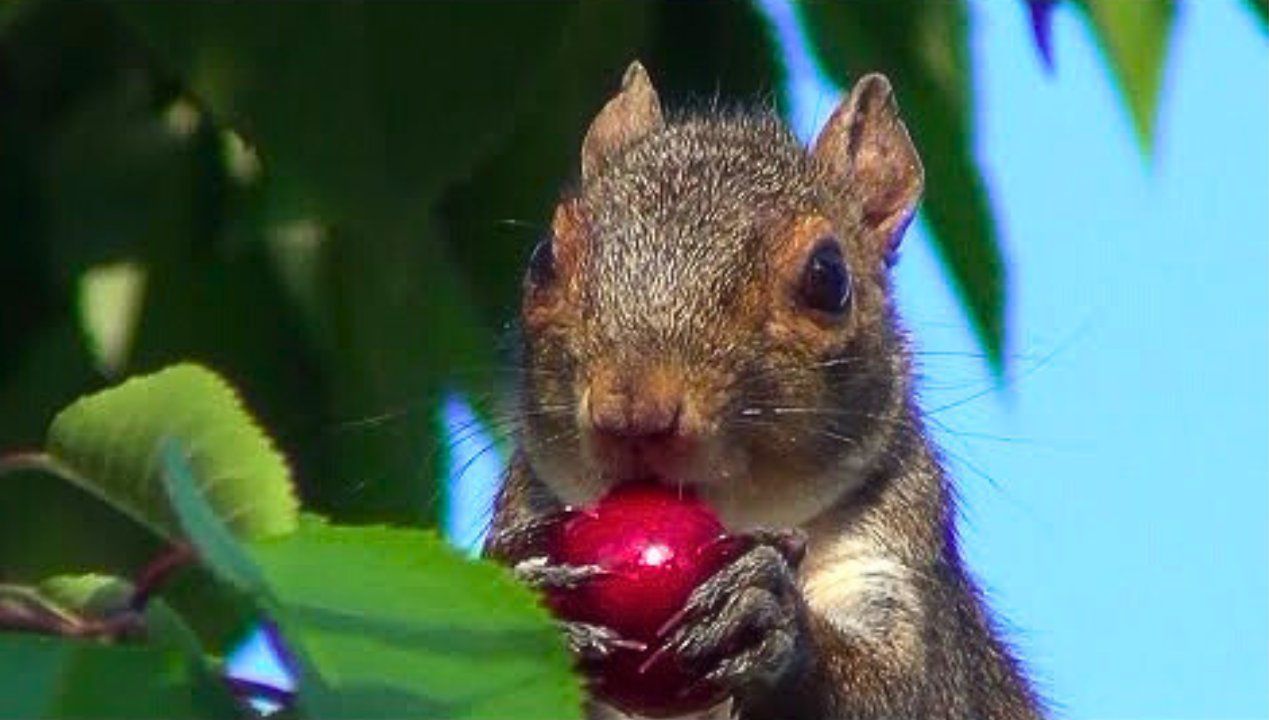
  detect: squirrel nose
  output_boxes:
[588,373,683,440]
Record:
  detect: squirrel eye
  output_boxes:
[799,240,851,314]
[528,238,556,287]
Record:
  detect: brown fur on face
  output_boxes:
[518,108,912,529]
[499,65,1042,720]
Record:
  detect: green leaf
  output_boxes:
[799,2,1007,371]
[156,442,335,716]
[38,363,298,541]
[644,2,788,107]
[1075,0,1177,155]
[0,326,159,584]
[0,3,18,31]
[1246,0,1268,30]
[159,438,273,600]
[248,518,583,719]
[34,574,205,661]
[158,440,576,718]
[0,634,237,719]
[77,262,146,377]
[35,574,133,616]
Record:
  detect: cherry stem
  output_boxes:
[0,593,78,636]
[0,585,143,641]
[0,543,194,644]
[130,542,196,612]
[0,450,60,477]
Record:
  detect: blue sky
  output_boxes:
[438,2,1268,717]
[896,2,1267,717]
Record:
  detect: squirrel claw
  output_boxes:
[563,621,646,662]
[513,556,610,591]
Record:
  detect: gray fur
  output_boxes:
[581,113,819,361]
[488,65,1044,720]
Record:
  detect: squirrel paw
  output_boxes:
[656,529,809,698]
[512,557,645,663]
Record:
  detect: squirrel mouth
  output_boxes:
[588,430,706,492]
[609,472,671,488]
[606,476,705,507]
[599,438,725,489]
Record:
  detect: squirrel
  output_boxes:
[484,61,1043,720]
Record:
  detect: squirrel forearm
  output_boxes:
[740,573,1042,720]
[483,453,563,565]
[738,610,921,720]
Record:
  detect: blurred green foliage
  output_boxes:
[2,0,1251,586]
[0,2,794,567]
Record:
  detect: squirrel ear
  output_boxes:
[581,60,664,183]
[813,74,924,256]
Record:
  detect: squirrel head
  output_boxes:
[518,61,924,529]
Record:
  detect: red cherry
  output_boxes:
[545,483,742,718]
